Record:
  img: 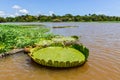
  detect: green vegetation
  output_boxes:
[29,36,89,67]
[0,24,54,53]
[0,25,89,68]
[31,47,85,67]
[1,14,120,22]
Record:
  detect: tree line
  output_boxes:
[1,14,120,22]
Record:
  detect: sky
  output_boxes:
[0,0,120,17]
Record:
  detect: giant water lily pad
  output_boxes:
[29,36,89,68]
[52,36,76,43]
[35,36,77,47]
[30,47,85,67]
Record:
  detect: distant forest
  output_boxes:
[1,14,120,22]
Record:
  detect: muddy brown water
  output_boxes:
[0,22,120,80]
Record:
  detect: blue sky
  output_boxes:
[0,0,120,17]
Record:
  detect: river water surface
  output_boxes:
[0,22,120,80]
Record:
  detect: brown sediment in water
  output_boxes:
[0,23,120,80]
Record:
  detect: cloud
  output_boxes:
[0,11,5,17]
[12,5,21,10]
[0,5,29,17]
[9,14,15,17]
[19,9,29,14]
[12,5,29,15]
[15,13,19,16]
[94,11,109,15]
[49,11,54,16]
[7,13,19,17]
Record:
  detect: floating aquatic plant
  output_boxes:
[30,47,85,67]
[29,36,89,68]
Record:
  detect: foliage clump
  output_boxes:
[0,24,54,53]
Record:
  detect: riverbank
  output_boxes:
[0,49,24,58]
[0,24,54,54]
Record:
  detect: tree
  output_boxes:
[0,13,119,22]
[0,17,6,22]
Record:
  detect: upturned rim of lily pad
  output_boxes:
[30,47,85,68]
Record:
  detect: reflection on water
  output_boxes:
[0,22,120,80]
